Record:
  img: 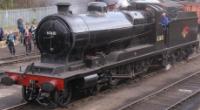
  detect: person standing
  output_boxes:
[160,12,170,36]
[6,31,16,55]
[29,24,36,48]
[24,27,32,55]
[160,13,170,30]
[0,27,4,41]
[17,18,25,44]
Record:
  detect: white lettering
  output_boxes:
[46,31,57,36]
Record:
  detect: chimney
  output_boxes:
[57,2,71,14]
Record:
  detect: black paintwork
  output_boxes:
[34,3,198,79]
[36,6,155,64]
[1,3,199,105]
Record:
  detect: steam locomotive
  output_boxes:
[1,1,199,107]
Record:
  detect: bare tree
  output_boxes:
[0,0,14,9]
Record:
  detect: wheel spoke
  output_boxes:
[54,87,72,107]
[22,86,38,102]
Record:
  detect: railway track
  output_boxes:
[0,52,38,61]
[0,52,40,67]
[118,70,200,110]
[2,102,28,110]
[166,90,200,110]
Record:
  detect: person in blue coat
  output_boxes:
[160,12,170,30]
[6,31,16,55]
[160,12,170,37]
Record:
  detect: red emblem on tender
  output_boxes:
[182,26,190,38]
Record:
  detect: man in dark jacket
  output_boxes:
[17,18,25,44]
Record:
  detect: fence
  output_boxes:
[0,1,91,28]
[0,6,57,27]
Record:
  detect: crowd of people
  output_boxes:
[0,18,36,56]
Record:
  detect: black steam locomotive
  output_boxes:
[1,2,199,106]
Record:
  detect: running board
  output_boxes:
[111,75,134,79]
[111,71,144,79]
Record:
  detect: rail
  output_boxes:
[2,102,27,110]
[118,70,200,110]
[0,52,40,67]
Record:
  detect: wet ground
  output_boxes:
[0,43,38,59]
[0,85,23,110]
